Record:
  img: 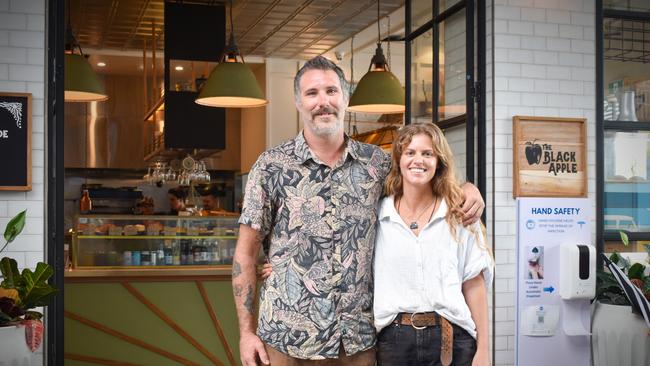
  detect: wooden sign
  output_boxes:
[513,116,586,197]
[0,92,31,191]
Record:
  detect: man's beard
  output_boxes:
[307,106,344,137]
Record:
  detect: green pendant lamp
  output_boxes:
[64,16,107,102]
[348,0,404,114]
[195,0,267,108]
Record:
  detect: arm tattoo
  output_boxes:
[234,284,243,297]
[244,284,254,314]
[232,260,242,278]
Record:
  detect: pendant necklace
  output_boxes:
[398,196,437,230]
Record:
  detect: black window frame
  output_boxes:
[405,0,486,202]
[596,0,650,266]
[46,0,65,364]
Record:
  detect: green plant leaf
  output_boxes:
[0,309,13,325]
[628,263,646,280]
[619,231,629,246]
[23,311,43,320]
[0,257,21,289]
[595,270,630,305]
[3,210,26,244]
[19,262,57,309]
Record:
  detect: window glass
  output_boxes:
[604,0,650,12]
[603,16,650,122]
[604,130,650,253]
[441,0,463,12]
[410,0,432,31]
[443,123,467,183]
[438,10,466,122]
[410,30,433,124]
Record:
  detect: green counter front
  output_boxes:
[64,268,244,366]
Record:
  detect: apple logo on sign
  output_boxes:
[525,139,542,165]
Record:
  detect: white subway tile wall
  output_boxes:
[489,1,595,365]
[0,0,46,361]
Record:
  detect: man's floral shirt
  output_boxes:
[239,132,391,359]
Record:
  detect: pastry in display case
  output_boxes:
[72,214,240,269]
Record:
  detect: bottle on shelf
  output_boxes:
[200,240,210,265]
[164,240,173,265]
[210,240,220,265]
[181,240,192,265]
[141,251,151,266]
[157,243,165,265]
[149,246,157,265]
[80,189,92,213]
[172,240,181,266]
[193,240,203,265]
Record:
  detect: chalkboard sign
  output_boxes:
[0,92,31,191]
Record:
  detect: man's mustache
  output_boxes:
[312,107,337,118]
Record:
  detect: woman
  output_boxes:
[374,123,493,366]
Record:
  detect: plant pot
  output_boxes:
[592,302,650,366]
[0,325,33,366]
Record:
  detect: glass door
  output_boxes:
[405,0,484,187]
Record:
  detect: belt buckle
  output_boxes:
[410,312,427,330]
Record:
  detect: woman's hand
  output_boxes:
[471,347,490,366]
[260,262,273,279]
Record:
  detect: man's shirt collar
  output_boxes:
[294,131,361,165]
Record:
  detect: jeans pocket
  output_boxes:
[452,326,476,366]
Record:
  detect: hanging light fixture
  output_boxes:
[195,0,267,108]
[348,0,404,114]
[64,3,108,102]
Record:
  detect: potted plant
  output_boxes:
[592,232,650,366]
[0,210,58,361]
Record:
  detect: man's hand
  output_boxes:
[239,331,269,366]
[461,182,485,226]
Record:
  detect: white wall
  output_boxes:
[265,58,300,148]
[0,0,46,271]
[490,0,596,364]
[0,0,47,363]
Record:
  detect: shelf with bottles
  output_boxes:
[72,214,240,269]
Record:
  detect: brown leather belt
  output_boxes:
[393,312,438,327]
[393,312,453,366]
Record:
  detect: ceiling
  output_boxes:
[68,0,405,60]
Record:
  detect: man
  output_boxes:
[201,184,222,211]
[167,187,186,215]
[232,56,485,366]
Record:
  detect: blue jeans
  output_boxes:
[376,320,477,366]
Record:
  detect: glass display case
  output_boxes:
[72,214,240,269]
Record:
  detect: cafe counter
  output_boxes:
[64,214,254,366]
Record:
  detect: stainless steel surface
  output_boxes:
[65,74,147,169]
[68,0,404,59]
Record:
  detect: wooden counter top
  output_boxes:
[65,266,234,282]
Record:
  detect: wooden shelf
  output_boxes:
[77,235,237,240]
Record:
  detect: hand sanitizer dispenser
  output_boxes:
[559,244,595,299]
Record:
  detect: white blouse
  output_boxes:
[373,195,494,337]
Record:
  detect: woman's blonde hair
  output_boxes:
[384,123,465,239]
